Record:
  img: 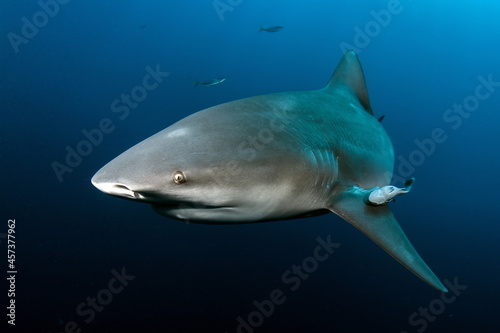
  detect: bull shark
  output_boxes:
[91,51,447,292]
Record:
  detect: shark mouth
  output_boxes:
[152,202,232,210]
[91,182,146,200]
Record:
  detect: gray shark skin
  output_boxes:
[92,51,447,292]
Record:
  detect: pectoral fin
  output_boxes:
[329,186,447,292]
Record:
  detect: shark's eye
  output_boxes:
[173,171,187,184]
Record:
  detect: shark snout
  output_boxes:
[91,169,146,200]
[91,170,173,204]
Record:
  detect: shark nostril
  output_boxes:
[115,184,146,200]
[115,184,131,191]
[92,183,137,199]
[112,184,141,199]
[92,181,148,200]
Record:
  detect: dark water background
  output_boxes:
[2,0,500,332]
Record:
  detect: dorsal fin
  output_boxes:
[325,50,372,114]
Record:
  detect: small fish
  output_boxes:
[194,77,226,87]
[259,26,284,33]
[138,25,147,29]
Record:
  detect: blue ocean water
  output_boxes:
[2,0,500,332]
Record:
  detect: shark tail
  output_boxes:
[194,81,199,87]
[329,186,448,292]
